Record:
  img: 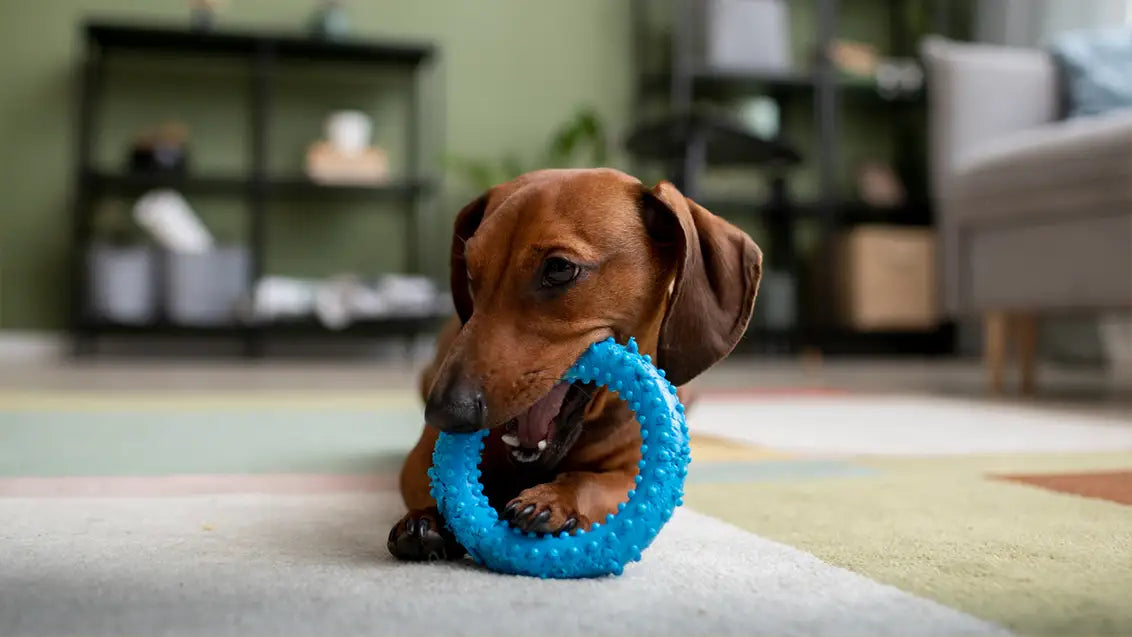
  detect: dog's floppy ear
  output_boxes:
[643,181,763,386]
[449,193,489,324]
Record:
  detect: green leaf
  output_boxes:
[443,107,609,189]
[545,107,608,168]
[443,154,499,191]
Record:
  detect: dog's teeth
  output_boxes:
[501,434,520,447]
[510,448,542,463]
[537,440,547,451]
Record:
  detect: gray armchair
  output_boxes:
[921,36,1132,393]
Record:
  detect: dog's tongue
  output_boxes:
[516,383,571,448]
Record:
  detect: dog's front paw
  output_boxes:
[502,485,589,535]
[387,507,466,562]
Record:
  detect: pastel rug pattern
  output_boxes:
[3,389,1130,635]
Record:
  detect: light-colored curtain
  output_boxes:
[975,0,1130,46]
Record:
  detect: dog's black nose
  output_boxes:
[425,377,487,433]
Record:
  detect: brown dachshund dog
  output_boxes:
[388,168,762,561]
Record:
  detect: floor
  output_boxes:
[2,354,1130,635]
[3,353,1128,413]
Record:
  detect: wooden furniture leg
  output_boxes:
[985,311,1008,394]
[1014,313,1039,395]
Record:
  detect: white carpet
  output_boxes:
[0,492,1006,636]
[689,396,1132,456]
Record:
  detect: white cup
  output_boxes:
[326,110,372,154]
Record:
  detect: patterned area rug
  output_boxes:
[1,389,1129,636]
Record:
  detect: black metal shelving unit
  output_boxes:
[70,21,447,357]
[626,0,957,356]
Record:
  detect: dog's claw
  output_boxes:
[503,486,593,535]
[387,508,466,563]
[525,509,561,535]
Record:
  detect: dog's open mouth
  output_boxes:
[502,382,589,464]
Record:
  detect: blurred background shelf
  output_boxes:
[737,325,956,356]
[71,21,442,358]
[626,0,955,357]
[85,170,249,195]
[80,313,452,338]
[85,170,437,200]
[639,69,924,103]
[695,197,933,226]
[265,176,435,200]
[87,21,436,65]
[624,109,803,167]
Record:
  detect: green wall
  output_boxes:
[0,1,632,329]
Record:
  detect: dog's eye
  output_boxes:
[541,257,579,288]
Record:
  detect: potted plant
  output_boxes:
[445,107,609,191]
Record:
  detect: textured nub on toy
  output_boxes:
[429,337,691,579]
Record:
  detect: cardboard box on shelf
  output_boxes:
[830,225,938,331]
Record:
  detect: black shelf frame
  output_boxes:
[82,315,451,339]
[638,68,925,104]
[84,170,436,200]
[86,22,435,65]
[627,0,956,357]
[70,20,448,357]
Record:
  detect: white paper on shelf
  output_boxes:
[314,275,377,330]
[132,189,215,254]
[239,276,317,324]
[372,274,440,316]
[241,273,447,327]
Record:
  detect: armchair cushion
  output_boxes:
[921,37,1059,197]
[945,109,1132,225]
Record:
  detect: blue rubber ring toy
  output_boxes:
[429,337,690,579]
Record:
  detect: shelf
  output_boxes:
[835,201,933,226]
[86,21,436,67]
[805,325,955,356]
[696,196,933,227]
[836,77,924,104]
[73,20,441,358]
[695,196,776,217]
[262,314,452,335]
[625,110,801,167]
[266,176,435,200]
[84,171,435,201]
[80,321,249,338]
[735,324,955,357]
[641,68,923,103]
[85,171,248,195]
[640,68,815,96]
[82,313,452,337]
[625,2,947,359]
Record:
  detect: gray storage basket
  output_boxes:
[87,243,158,325]
[165,245,250,326]
[695,0,791,73]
